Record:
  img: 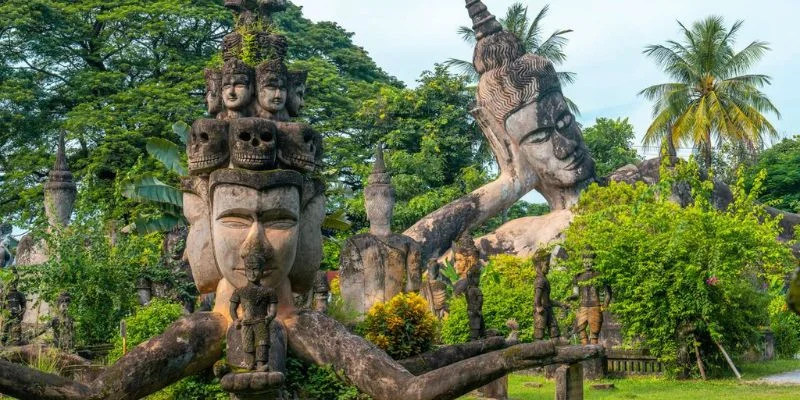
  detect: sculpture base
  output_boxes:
[220,371,285,400]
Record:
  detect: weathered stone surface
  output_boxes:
[554,363,583,400]
[189,119,229,175]
[477,209,573,258]
[44,134,76,228]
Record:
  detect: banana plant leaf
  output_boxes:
[123,177,183,207]
[173,121,190,146]
[123,215,186,235]
[146,138,187,176]
[322,209,351,231]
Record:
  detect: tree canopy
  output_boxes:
[582,117,642,177]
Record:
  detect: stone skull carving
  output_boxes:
[230,118,278,170]
[189,119,230,175]
[276,122,321,173]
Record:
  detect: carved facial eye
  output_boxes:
[260,131,273,142]
[556,112,573,130]
[239,131,252,142]
[200,132,209,142]
[522,128,553,145]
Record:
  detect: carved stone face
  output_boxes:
[277,123,319,172]
[205,77,223,116]
[212,184,300,289]
[183,190,223,294]
[222,73,253,112]
[504,89,594,188]
[286,82,306,117]
[455,251,478,279]
[189,120,229,175]
[230,118,277,170]
[258,75,287,113]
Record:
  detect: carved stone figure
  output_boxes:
[44,134,77,227]
[420,259,449,319]
[221,59,255,119]
[276,122,321,173]
[205,68,224,117]
[255,60,289,121]
[229,261,278,372]
[52,292,74,351]
[339,145,423,316]
[229,118,278,170]
[286,70,308,117]
[255,33,288,64]
[533,249,566,340]
[222,32,243,63]
[453,232,480,279]
[188,119,229,175]
[136,277,153,306]
[568,250,611,345]
[2,273,26,346]
[312,270,330,313]
[454,263,484,341]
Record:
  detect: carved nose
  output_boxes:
[240,224,274,264]
[552,131,576,160]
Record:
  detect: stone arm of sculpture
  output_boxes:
[286,311,603,400]
[230,290,241,328]
[403,107,539,260]
[453,278,468,297]
[0,313,226,400]
[603,285,612,309]
[266,291,278,322]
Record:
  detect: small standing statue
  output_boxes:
[229,260,278,372]
[420,259,449,320]
[312,270,329,314]
[533,248,568,340]
[51,292,74,351]
[568,248,611,345]
[2,271,26,346]
[453,233,484,341]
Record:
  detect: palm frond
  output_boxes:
[444,58,479,82]
[525,4,550,51]
[535,29,572,65]
[556,71,577,86]
[564,95,581,117]
[457,26,476,46]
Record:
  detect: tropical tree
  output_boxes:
[445,3,578,113]
[640,16,781,168]
[582,117,642,176]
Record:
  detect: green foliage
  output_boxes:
[748,136,800,213]
[362,292,438,359]
[769,295,800,358]
[582,117,642,176]
[640,16,780,167]
[563,159,795,372]
[286,357,368,400]
[441,255,572,344]
[109,299,184,362]
[475,201,550,236]
[147,371,227,400]
[19,212,163,346]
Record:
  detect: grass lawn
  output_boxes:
[463,359,800,400]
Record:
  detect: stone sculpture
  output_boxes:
[205,68,224,117]
[0,3,605,399]
[255,60,290,121]
[453,232,480,279]
[2,272,26,346]
[286,70,308,117]
[44,134,77,228]
[189,119,229,175]
[312,271,329,313]
[339,145,423,316]
[454,257,485,341]
[568,249,611,345]
[51,292,74,351]
[420,259,449,319]
[229,260,279,372]
[533,248,567,340]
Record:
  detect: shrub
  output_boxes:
[109,299,184,362]
[440,254,572,345]
[286,357,368,400]
[362,292,437,359]
[769,295,800,358]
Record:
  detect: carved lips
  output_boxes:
[230,118,278,170]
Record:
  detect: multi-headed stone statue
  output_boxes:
[568,249,611,345]
[533,248,567,340]
[2,272,26,346]
[51,291,74,351]
[339,145,423,316]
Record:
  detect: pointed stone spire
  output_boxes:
[367,143,391,186]
[44,133,77,227]
[465,0,502,40]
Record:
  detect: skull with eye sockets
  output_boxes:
[276,122,322,173]
[188,119,230,176]
[230,118,278,171]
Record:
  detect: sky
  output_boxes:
[293,0,800,203]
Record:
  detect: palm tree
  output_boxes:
[446,3,579,113]
[640,16,780,168]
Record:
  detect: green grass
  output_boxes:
[463,360,800,400]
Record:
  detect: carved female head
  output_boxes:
[204,68,224,116]
[221,59,255,112]
[256,60,288,115]
[286,70,308,117]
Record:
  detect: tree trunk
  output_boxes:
[714,340,741,380]
[693,341,707,380]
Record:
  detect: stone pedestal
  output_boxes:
[220,371,285,400]
[581,357,606,380]
[763,330,775,361]
[477,375,508,399]
[555,363,583,400]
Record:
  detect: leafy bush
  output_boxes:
[769,296,800,358]
[109,299,184,362]
[362,292,437,359]
[563,160,796,373]
[440,254,572,344]
[286,357,368,400]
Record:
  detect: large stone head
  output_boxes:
[468,0,595,206]
[210,169,303,290]
[286,70,308,117]
[182,177,223,294]
[221,59,255,113]
[256,60,288,115]
[364,145,395,237]
[204,68,224,116]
